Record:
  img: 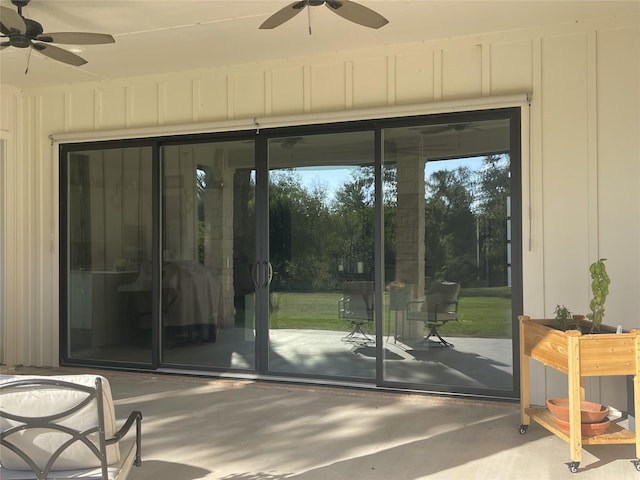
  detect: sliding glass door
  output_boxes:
[160,140,256,369]
[266,131,376,379]
[380,114,520,396]
[64,146,153,364]
[63,139,258,370]
[61,108,521,399]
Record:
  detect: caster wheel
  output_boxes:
[566,462,579,473]
[519,425,528,435]
[632,459,640,471]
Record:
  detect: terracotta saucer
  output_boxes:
[553,416,611,436]
[547,398,609,423]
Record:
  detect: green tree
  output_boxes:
[424,166,478,284]
[269,170,337,290]
[476,155,510,286]
[331,168,375,279]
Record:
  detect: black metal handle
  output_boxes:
[252,262,272,288]
[251,262,260,288]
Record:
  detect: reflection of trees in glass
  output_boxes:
[262,155,509,292]
[476,154,510,286]
[270,170,338,290]
[425,167,477,283]
[337,165,396,279]
[382,164,398,281]
[332,168,374,280]
[196,167,207,264]
[268,167,376,291]
[424,155,510,287]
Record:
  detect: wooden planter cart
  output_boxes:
[518,315,640,473]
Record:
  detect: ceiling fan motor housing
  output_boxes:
[11,0,30,7]
[299,1,342,8]
[10,18,43,48]
[260,0,387,30]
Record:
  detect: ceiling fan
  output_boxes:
[274,137,305,149]
[417,123,482,136]
[0,0,114,67]
[260,0,388,32]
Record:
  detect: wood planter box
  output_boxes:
[519,315,640,473]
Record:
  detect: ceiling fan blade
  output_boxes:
[260,1,307,29]
[37,32,115,45]
[325,0,388,29]
[32,42,87,66]
[0,5,27,35]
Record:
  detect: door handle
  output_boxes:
[251,262,273,288]
[251,262,260,288]
[261,261,272,288]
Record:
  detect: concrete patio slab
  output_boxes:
[2,366,638,479]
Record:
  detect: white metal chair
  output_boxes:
[338,281,375,345]
[0,374,142,480]
[406,281,461,347]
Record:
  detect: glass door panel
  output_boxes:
[65,147,153,364]
[267,131,376,379]
[381,118,516,395]
[161,140,256,370]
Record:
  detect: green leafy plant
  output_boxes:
[552,304,575,331]
[587,258,610,333]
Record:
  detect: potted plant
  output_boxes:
[520,258,623,362]
[387,280,411,310]
[586,258,610,333]
[519,258,640,472]
[552,304,575,331]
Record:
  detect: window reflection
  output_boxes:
[67,147,153,362]
[160,141,256,368]
[382,119,515,394]
[62,112,520,398]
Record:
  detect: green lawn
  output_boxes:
[444,289,512,338]
[269,291,344,330]
[267,287,512,338]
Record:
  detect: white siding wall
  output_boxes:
[2,15,639,406]
[0,87,19,366]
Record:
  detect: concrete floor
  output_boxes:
[2,366,640,479]
[71,329,514,392]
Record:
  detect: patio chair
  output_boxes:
[338,281,374,345]
[406,281,461,347]
[0,374,142,480]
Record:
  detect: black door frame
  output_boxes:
[59,106,523,400]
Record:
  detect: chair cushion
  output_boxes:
[0,374,120,471]
[421,293,443,312]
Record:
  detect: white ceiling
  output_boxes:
[0,0,638,90]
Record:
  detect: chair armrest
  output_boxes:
[432,300,459,322]
[106,410,142,467]
[405,299,424,306]
[435,300,459,313]
[405,299,424,310]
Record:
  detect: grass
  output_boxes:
[268,287,513,338]
[269,292,344,330]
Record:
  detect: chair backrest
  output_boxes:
[420,282,461,314]
[0,375,120,477]
[340,281,374,320]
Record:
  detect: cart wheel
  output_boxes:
[632,459,640,471]
[519,425,528,435]
[566,462,579,473]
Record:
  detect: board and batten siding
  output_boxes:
[1,15,638,407]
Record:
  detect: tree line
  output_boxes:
[237,155,510,292]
